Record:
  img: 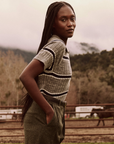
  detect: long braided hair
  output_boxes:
[21,1,75,123]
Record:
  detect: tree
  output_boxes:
[0,50,27,106]
[71,68,114,104]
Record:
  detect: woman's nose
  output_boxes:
[67,20,73,26]
[67,19,76,28]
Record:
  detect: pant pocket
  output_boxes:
[46,112,55,126]
[46,103,58,127]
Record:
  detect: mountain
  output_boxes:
[0,41,100,63]
[0,47,35,63]
[67,41,100,55]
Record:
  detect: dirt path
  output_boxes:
[0,120,114,143]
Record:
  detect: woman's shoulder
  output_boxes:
[46,35,66,51]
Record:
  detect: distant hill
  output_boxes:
[0,47,35,63]
[67,41,100,55]
[70,48,114,72]
[0,41,100,64]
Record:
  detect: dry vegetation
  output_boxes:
[0,51,27,106]
[67,48,114,106]
[0,49,114,107]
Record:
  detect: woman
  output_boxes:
[20,1,76,144]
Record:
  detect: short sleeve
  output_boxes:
[34,41,65,70]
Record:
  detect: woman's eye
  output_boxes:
[61,18,66,22]
[71,17,76,21]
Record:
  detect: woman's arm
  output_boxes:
[19,59,54,124]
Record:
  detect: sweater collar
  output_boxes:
[49,35,69,53]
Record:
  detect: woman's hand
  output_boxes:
[46,108,54,124]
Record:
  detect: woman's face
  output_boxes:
[53,5,76,44]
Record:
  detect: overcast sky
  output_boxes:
[0,0,114,53]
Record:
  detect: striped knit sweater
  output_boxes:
[34,35,72,101]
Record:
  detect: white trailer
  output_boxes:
[0,109,22,120]
[0,109,12,120]
[75,106,103,118]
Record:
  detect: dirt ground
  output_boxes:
[0,119,114,143]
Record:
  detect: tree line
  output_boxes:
[0,47,114,106]
[67,48,114,105]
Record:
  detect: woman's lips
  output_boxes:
[67,29,74,33]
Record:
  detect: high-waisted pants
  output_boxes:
[24,96,66,144]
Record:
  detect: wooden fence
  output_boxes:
[0,104,114,140]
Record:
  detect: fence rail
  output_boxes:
[0,103,114,138]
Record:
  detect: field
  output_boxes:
[0,119,114,143]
